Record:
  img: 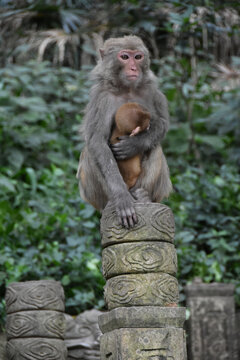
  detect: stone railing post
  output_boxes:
[5,280,67,360]
[185,278,238,360]
[99,202,187,360]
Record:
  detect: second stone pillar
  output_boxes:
[99,202,187,360]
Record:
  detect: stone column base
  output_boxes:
[99,306,187,360]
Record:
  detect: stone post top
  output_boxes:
[5,280,65,314]
[7,279,62,287]
[100,202,175,247]
[185,278,235,296]
[98,306,186,333]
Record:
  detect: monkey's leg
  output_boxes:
[135,146,172,202]
[77,148,109,211]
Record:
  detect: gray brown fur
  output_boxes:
[77,35,172,227]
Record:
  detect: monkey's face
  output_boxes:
[117,49,145,87]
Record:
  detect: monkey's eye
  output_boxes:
[120,54,129,60]
[135,54,143,60]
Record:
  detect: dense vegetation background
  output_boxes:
[0,0,239,330]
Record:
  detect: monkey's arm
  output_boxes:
[111,90,169,160]
[84,92,137,228]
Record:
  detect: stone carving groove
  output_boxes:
[5,280,67,360]
[105,273,179,309]
[6,338,67,359]
[6,311,65,339]
[102,241,177,278]
[99,202,187,360]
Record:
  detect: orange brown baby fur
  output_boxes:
[110,102,150,188]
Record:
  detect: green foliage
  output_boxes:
[0,61,105,330]
[158,53,240,303]
[170,165,240,299]
[0,0,240,331]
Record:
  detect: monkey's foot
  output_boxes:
[130,188,151,203]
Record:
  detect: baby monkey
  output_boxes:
[110,102,150,189]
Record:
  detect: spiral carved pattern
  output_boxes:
[6,313,34,339]
[152,276,179,304]
[102,242,177,279]
[6,311,65,340]
[104,276,147,307]
[45,313,66,338]
[105,273,179,309]
[5,281,65,314]
[151,206,175,240]
[101,203,175,247]
[6,338,67,360]
[102,247,116,278]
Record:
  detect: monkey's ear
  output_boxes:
[99,48,104,59]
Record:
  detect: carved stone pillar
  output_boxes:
[185,278,238,360]
[99,202,187,360]
[5,280,67,360]
[0,332,7,360]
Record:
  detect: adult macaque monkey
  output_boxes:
[77,35,172,228]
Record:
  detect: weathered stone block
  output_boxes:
[5,280,65,314]
[236,312,240,359]
[64,309,102,360]
[102,241,177,279]
[185,279,238,360]
[6,310,66,340]
[6,338,67,359]
[100,328,187,360]
[101,203,175,248]
[104,273,179,309]
[99,306,186,333]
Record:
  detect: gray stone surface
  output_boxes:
[236,312,240,359]
[102,241,177,279]
[105,273,179,309]
[185,279,238,360]
[0,333,7,360]
[185,278,235,297]
[5,280,65,313]
[7,338,68,359]
[101,202,175,247]
[99,306,186,333]
[6,310,66,340]
[67,347,100,360]
[100,328,187,360]
[65,309,102,360]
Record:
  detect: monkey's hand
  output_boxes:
[111,135,143,160]
[110,191,138,228]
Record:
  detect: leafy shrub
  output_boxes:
[0,61,104,330]
[160,56,240,304]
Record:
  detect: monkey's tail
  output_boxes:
[154,152,173,202]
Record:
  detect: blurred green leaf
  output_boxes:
[0,176,16,193]
[195,134,225,150]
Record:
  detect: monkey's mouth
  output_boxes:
[127,75,138,80]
